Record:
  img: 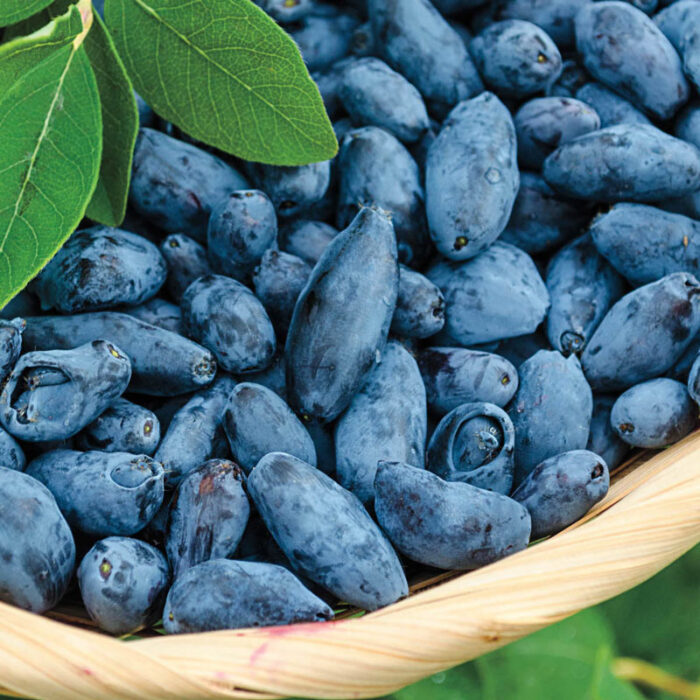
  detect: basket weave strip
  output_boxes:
[1,431,699,700]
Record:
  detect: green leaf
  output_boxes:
[389,611,644,700]
[7,0,138,226]
[0,0,54,27]
[473,610,645,700]
[104,0,337,166]
[601,544,700,699]
[0,3,83,91]
[389,663,482,700]
[0,1,102,309]
[82,12,138,226]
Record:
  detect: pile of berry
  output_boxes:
[2,0,700,636]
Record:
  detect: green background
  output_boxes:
[386,544,699,700]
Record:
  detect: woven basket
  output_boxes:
[1,431,699,700]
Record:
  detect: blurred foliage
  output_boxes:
[389,609,644,700]
[601,544,700,700]
[389,545,699,700]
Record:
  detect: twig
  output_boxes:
[613,657,700,699]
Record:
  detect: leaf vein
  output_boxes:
[130,0,330,149]
[0,47,77,258]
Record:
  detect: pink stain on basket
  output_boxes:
[249,620,342,664]
[249,642,269,665]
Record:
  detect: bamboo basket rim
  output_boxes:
[1,431,699,700]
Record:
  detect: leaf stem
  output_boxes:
[612,657,700,699]
[73,0,93,48]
